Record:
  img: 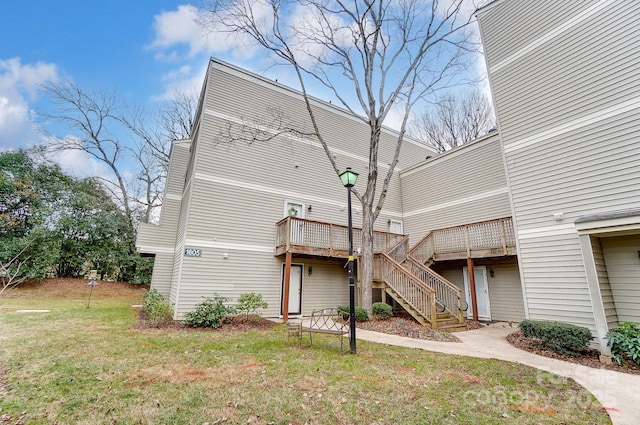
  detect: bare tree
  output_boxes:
[120,91,196,223]
[410,89,495,153]
[201,0,478,313]
[41,81,135,225]
[42,81,196,225]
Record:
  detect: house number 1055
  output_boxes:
[184,248,202,257]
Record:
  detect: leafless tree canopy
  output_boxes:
[411,89,496,153]
[200,0,479,312]
[41,81,196,225]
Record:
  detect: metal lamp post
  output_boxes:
[339,167,358,354]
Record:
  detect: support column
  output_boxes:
[282,251,292,323]
[467,257,479,321]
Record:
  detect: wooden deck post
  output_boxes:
[467,257,479,321]
[282,251,292,323]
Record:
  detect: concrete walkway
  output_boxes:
[355,322,639,425]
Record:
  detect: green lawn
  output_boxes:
[0,281,611,424]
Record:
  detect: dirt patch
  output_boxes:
[3,278,147,299]
[507,331,640,375]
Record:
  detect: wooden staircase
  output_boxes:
[376,217,516,331]
[379,238,464,331]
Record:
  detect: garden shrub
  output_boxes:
[236,292,268,319]
[605,322,640,365]
[183,294,236,328]
[519,319,593,356]
[337,305,369,321]
[142,289,174,327]
[372,302,393,319]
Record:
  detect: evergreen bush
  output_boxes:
[142,289,174,327]
[372,302,393,319]
[519,319,593,356]
[337,305,369,321]
[236,292,268,318]
[183,295,236,328]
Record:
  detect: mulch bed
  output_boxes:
[137,309,278,333]
[507,331,640,375]
[355,313,484,343]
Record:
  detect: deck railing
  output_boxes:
[409,217,515,264]
[275,216,405,256]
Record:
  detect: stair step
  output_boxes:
[437,323,468,332]
[436,318,460,326]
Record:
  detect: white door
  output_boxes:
[389,219,404,234]
[463,266,491,320]
[281,263,302,316]
[285,201,305,245]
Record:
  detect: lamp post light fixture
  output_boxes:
[339,167,359,354]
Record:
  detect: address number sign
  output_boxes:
[184,248,202,257]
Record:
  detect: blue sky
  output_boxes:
[0,1,259,151]
[0,0,487,176]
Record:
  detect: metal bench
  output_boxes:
[301,308,350,353]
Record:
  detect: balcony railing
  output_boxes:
[409,217,516,264]
[275,216,405,257]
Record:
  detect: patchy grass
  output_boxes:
[0,280,611,425]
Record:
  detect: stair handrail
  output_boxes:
[406,255,465,324]
[407,231,435,265]
[379,253,437,329]
[386,235,409,263]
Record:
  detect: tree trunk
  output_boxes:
[359,200,375,315]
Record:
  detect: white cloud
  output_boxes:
[151,63,207,102]
[148,4,261,60]
[0,58,57,149]
[48,147,110,180]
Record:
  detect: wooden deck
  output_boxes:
[409,217,516,264]
[276,216,516,327]
[274,217,404,258]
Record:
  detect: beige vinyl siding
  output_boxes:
[299,259,350,313]
[485,261,526,322]
[400,133,511,241]
[165,59,432,317]
[591,236,618,329]
[432,261,524,322]
[206,61,434,173]
[504,114,639,230]
[478,0,640,335]
[486,2,640,145]
[518,232,596,328]
[163,141,190,202]
[601,235,640,323]
[478,1,599,69]
[169,178,193,308]
[172,252,349,319]
[148,252,173,298]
